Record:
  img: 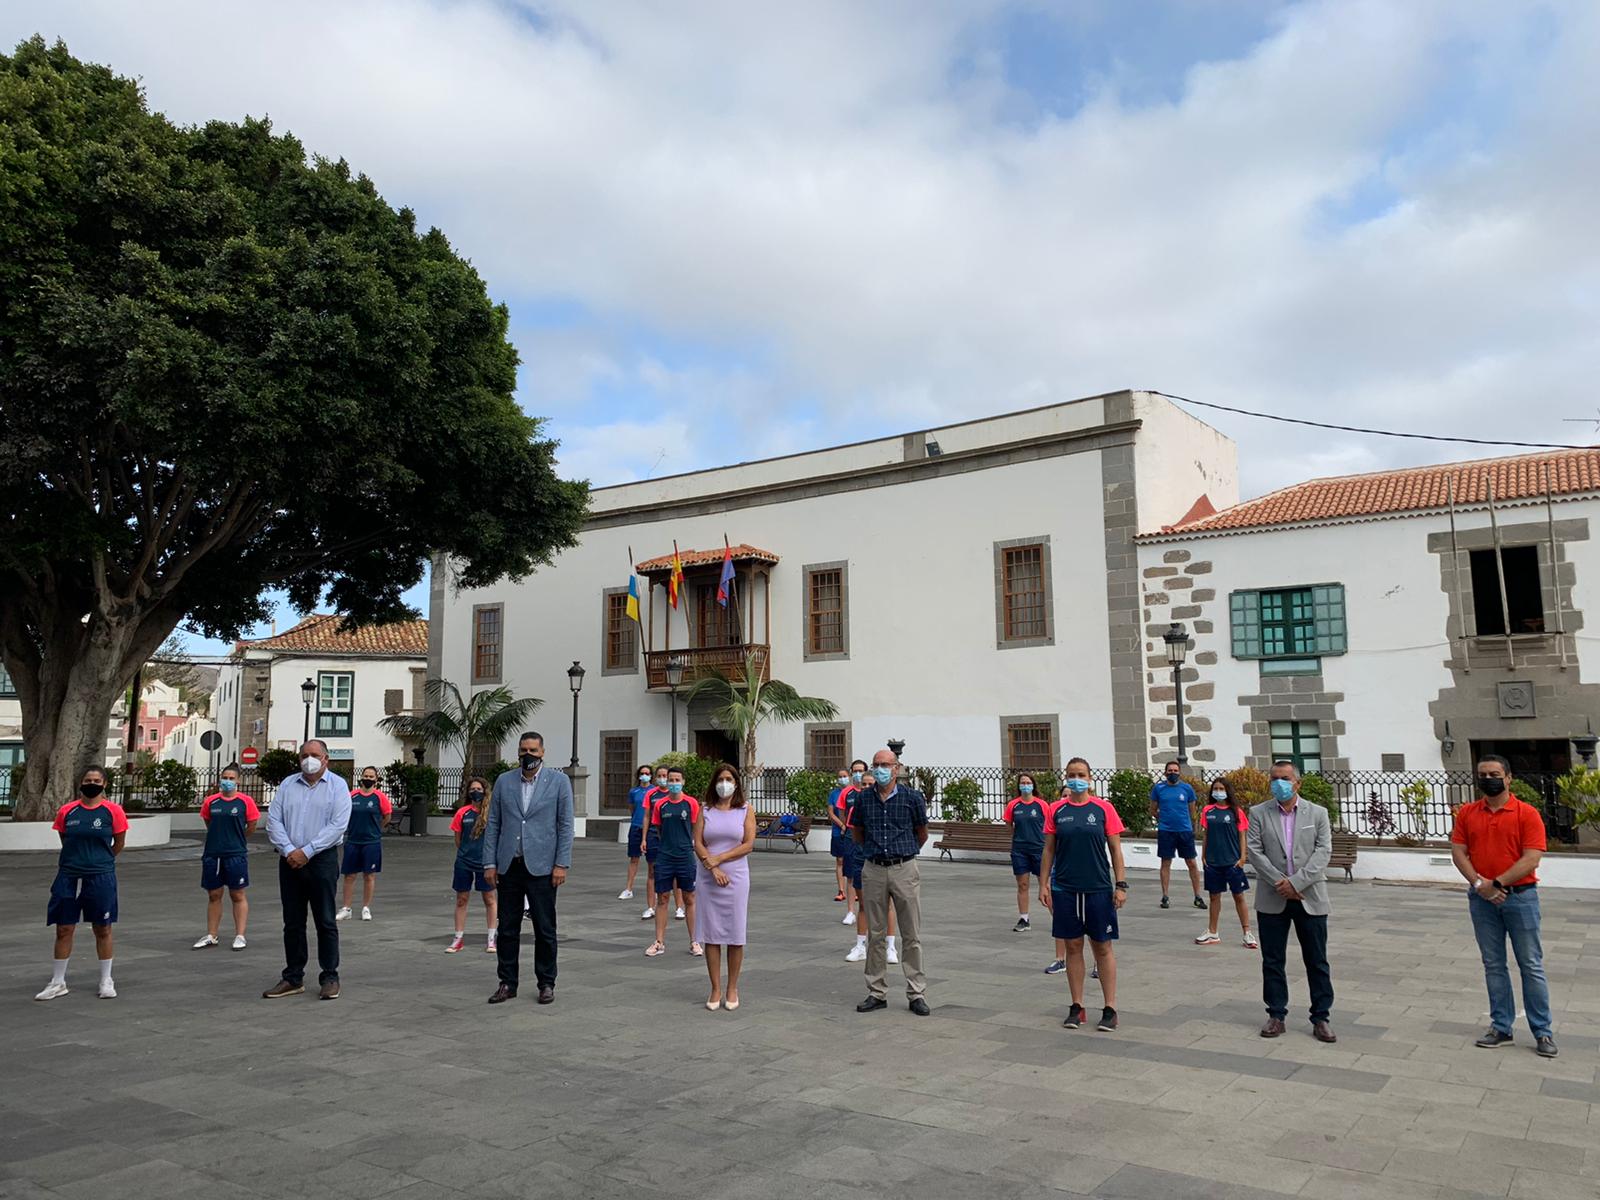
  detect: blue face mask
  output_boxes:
[1271,778,1296,803]
[851,771,863,785]
[872,766,893,786]
[1064,778,1089,795]
[1019,783,1034,795]
[667,781,684,795]
[219,778,238,793]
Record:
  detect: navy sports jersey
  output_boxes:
[651,793,702,858]
[1201,803,1249,868]
[53,799,129,877]
[834,785,859,831]
[1149,779,1197,832]
[451,803,488,868]
[200,791,261,858]
[1047,796,1125,893]
[345,789,392,844]
[1004,796,1048,853]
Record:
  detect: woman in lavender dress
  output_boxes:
[693,763,757,1011]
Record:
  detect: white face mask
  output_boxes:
[715,780,736,799]
[301,756,322,775]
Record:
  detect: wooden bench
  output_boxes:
[934,821,1012,861]
[1330,830,1358,882]
[754,811,812,852]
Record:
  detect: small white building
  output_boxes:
[430,390,1239,816]
[160,710,219,772]
[213,614,429,777]
[1134,447,1600,787]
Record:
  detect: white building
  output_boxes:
[160,710,219,772]
[0,665,19,802]
[213,614,429,777]
[430,390,1239,816]
[1134,447,1600,789]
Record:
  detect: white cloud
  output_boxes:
[6,0,1596,496]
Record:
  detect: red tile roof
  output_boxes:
[237,613,428,657]
[636,544,780,574]
[1149,447,1600,538]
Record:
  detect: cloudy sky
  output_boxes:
[7,0,1596,648]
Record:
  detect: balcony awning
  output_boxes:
[635,544,779,577]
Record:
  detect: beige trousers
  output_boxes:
[861,858,926,1000]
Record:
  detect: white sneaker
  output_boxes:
[642,908,656,920]
[231,935,247,951]
[675,906,686,920]
[845,943,867,962]
[1195,931,1221,945]
[193,934,219,949]
[98,979,117,999]
[618,889,634,900]
[34,981,68,1001]
[1243,930,1259,949]
[336,906,353,921]
[842,910,857,925]
[361,907,372,921]
[888,946,900,964]
[486,933,498,953]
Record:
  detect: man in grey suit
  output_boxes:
[1246,760,1336,1043]
[483,732,574,1006]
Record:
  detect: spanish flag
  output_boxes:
[668,541,684,610]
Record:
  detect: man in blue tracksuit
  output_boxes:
[1149,761,1203,910]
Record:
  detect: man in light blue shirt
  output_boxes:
[264,740,352,1001]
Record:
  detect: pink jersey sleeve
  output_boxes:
[107,803,130,834]
[650,798,662,827]
[687,796,702,822]
[1003,798,1020,823]
[200,795,215,821]
[377,790,393,817]
[51,801,75,832]
[243,795,261,822]
[1092,796,1125,836]
[450,807,468,834]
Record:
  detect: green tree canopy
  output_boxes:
[0,39,588,819]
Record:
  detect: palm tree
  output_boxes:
[681,652,838,787]
[377,679,542,787]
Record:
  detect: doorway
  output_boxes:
[1470,739,1571,777]
[695,729,739,767]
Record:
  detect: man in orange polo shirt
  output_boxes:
[1449,754,1556,1059]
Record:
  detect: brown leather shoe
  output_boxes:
[262,979,304,999]
[1260,1017,1286,1038]
[319,981,340,1001]
[537,984,555,1005]
[488,984,516,1004]
[1312,1020,1337,1043]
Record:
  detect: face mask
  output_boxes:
[1211,790,1227,801]
[639,774,650,785]
[716,780,736,799]
[655,777,668,788]
[851,771,863,785]
[667,781,684,795]
[1064,778,1089,795]
[1478,776,1507,797]
[521,753,542,771]
[220,778,238,793]
[837,777,849,787]
[872,766,893,786]
[362,779,378,790]
[301,756,322,775]
[1165,772,1180,784]
[80,782,105,799]
[1019,783,1034,795]
[1271,778,1296,803]
[468,789,485,801]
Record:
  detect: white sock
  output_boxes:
[51,958,68,985]
[887,935,897,950]
[98,959,113,984]
[1019,914,1030,923]
[855,934,867,946]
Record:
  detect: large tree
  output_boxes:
[0,39,589,819]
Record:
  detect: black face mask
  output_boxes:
[80,782,105,799]
[362,779,378,789]
[468,790,485,801]
[521,753,543,771]
[1477,776,1507,797]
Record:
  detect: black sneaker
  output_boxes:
[1097,1007,1118,1032]
[1062,1003,1086,1029]
[1043,959,1065,975]
[1159,895,1170,909]
[1536,1036,1558,1058]
[856,996,888,1013]
[1192,895,1206,909]
[1012,917,1030,933]
[1474,1028,1513,1049]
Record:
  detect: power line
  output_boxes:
[1149,391,1590,451]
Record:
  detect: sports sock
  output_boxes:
[51,958,68,985]
[98,958,113,984]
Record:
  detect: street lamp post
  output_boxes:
[665,655,685,753]
[886,737,906,761]
[1163,623,1190,768]
[300,677,316,745]
[566,660,586,772]
[1574,719,1598,768]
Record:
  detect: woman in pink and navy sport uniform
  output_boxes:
[1040,756,1128,1033]
[446,776,498,954]
[338,766,392,921]
[193,763,260,951]
[644,767,701,959]
[1195,776,1256,949]
[37,765,128,1001]
[1004,772,1049,934]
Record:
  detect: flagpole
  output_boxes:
[629,544,650,655]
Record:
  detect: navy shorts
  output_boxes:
[1204,864,1250,895]
[655,856,696,895]
[1010,848,1043,878]
[1157,830,1198,861]
[201,854,250,892]
[830,828,849,858]
[452,863,494,893]
[627,825,650,861]
[841,842,862,888]
[47,870,118,927]
[341,841,382,875]
[1050,887,1119,943]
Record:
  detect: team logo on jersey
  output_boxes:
[92,817,103,829]
[1085,812,1096,826]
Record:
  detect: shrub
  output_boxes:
[1222,765,1270,809]
[653,752,717,802]
[1396,778,1431,837]
[1556,765,1600,834]
[911,767,939,806]
[1362,790,1398,843]
[786,769,835,818]
[257,748,299,786]
[1299,773,1342,829]
[941,776,983,823]
[1508,778,1541,809]
[391,761,439,810]
[143,759,199,810]
[1107,769,1153,837]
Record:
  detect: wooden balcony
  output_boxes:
[645,645,770,691]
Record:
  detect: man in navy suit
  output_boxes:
[483,732,574,1005]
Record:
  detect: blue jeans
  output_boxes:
[1469,889,1552,1039]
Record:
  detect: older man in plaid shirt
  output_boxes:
[850,748,931,1016]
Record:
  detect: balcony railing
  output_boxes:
[645,645,769,691]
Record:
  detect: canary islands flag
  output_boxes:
[625,575,641,624]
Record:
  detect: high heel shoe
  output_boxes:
[724,996,740,1011]
[706,998,722,1011]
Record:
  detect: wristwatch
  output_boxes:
[1492,878,1507,891]
[1114,881,1129,891]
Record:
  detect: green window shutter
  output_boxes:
[1230,591,1261,658]
[1312,585,1346,655]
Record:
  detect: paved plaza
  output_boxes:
[1,832,1598,1200]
